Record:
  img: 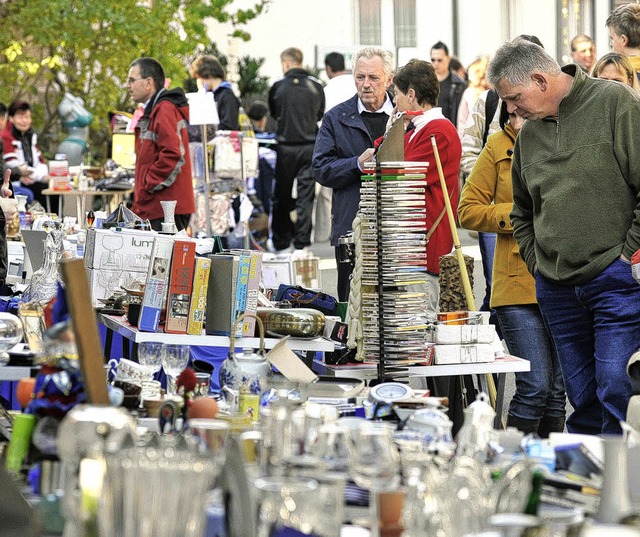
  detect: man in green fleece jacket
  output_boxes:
[487,38,640,435]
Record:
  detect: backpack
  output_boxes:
[482,89,500,148]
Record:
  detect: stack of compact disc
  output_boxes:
[359,162,432,363]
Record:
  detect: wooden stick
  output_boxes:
[430,135,475,310]
[430,135,498,409]
[60,258,110,405]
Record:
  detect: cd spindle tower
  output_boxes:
[375,162,386,381]
[361,118,430,382]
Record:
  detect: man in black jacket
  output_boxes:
[431,41,467,125]
[268,47,325,252]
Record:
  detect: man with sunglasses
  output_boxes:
[430,41,467,125]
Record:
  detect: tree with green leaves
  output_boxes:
[0,0,269,162]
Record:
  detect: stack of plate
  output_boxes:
[359,162,431,364]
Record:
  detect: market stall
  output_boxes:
[0,138,639,537]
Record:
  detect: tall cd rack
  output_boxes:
[359,119,431,381]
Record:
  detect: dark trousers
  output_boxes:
[335,247,353,302]
[28,181,57,213]
[149,213,191,232]
[272,143,315,250]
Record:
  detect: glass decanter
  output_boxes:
[23,232,63,305]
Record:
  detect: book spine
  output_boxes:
[165,240,196,334]
[187,257,211,335]
[233,253,251,337]
[242,251,263,336]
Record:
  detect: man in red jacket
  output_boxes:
[127,57,195,231]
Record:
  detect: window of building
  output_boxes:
[394,0,417,48]
[557,0,594,62]
[359,0,381,45]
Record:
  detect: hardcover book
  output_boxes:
[205,254,239,336]
[242,250,263,336]
[187,257,211,335]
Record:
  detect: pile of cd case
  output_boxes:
[359,162,431,364]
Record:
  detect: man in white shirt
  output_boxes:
[323,52,357,113]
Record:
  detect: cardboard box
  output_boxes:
[293,257,321,289]
[261,258,294,289]
[86,267,146,307]
[139,236,174,332]
[233,251,251,337]
[430,324,496,345]
[432,343,495,365]
[84,228,156,271]
[205,254,239,336]
[242,251,263,336]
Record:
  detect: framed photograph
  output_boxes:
[18,303,46,353]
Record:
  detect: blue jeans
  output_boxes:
[478,232,496,312]
[495,304,565,421]
[535,258,640,434]
[479,232,502,338]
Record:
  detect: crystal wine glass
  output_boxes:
[137,341,163,379]
[0,313,24,365]
[161,344,190,395]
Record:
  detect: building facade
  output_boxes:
[207,0,622,85]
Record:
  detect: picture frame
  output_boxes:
[18,303,46,353]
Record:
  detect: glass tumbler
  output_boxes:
[253,477,320,537]
[351,422,400,491]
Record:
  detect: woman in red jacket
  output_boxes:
[392,60,462,317]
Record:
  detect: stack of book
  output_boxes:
[137,236,262,336]
[358,162,431,364]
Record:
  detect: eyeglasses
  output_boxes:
[430,58,444,63]
[126,77,147,85]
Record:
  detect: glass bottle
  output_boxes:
[16,194,31,230]
[524,469,544,516]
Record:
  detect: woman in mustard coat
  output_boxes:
[458,102,565,437]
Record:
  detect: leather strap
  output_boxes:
[426,206,447,241]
